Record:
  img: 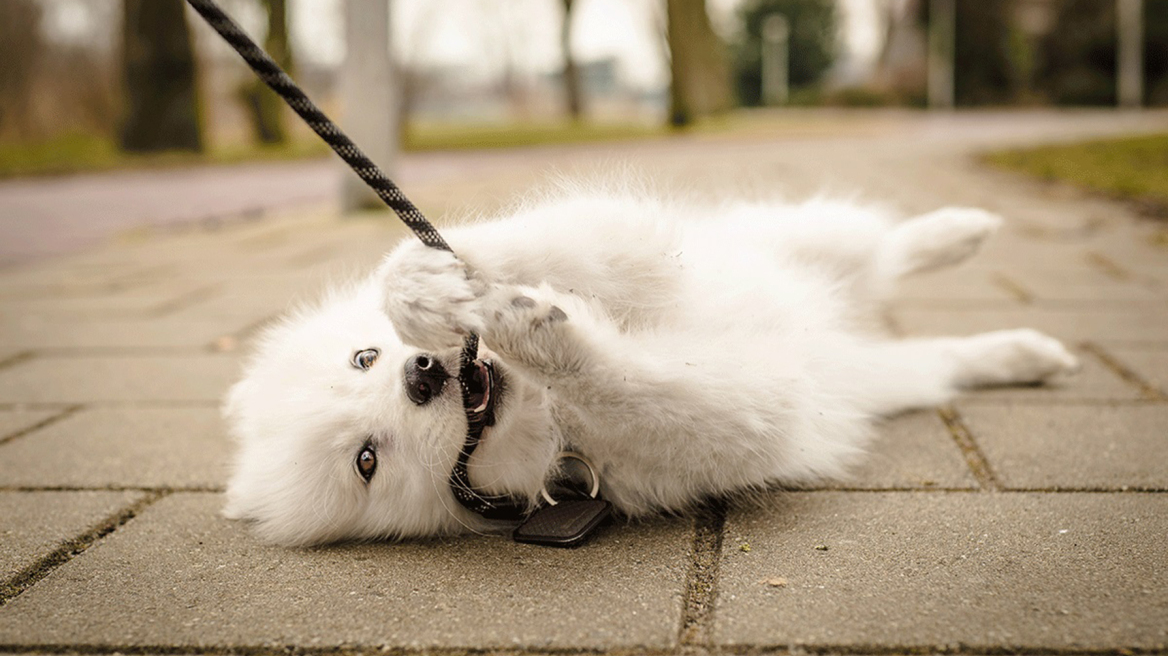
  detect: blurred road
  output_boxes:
[0,152,514,268]
[0,160,335,268]
[2,109,1166,268]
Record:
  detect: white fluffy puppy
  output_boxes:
[223,187,1078,546]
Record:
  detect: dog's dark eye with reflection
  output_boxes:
[351,348,380,371]
[356,443,377,482]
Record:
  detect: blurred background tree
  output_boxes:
[1040,0,1168,106]
[733,0,837,106]
[953,0,1020,106]
[121,0,204,152]
[0,1,45,140]
[2,0,1167,179]
[560,0,584,120]
[238,0,294,144]
[666,0,734,126]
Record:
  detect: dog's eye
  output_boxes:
[351,348,380,371]
[356,444,377,482]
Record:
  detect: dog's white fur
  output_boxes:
[223,187,1078,546]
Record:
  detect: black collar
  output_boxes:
[447,335,531,521]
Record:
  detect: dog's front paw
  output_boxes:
[480,285,584,375]
[377,244,486,350]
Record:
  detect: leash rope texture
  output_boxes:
[184,0,450,252]
[186,0,531,521]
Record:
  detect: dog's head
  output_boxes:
[222,282,559,546]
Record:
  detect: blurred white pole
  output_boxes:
[1117,0,1144,108]
[340,0,397,212]
[927,0,955,109]
[761,14,789,105]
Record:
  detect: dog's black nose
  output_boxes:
[404,354,447,406]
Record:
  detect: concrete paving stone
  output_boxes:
[821,411,977,490]
[716,491,1168,649]
[0,259,154,288]
[1004,268,1162,302]
[0,409,64,442]
[0,490,145,580]
[964,237,1093,269]
[162,276,340,323]
[958,404,1168,490]
[0,282,216,319]
[1088,231,1168,268]
[0,354,239,404]
[0,314,254,350]
[896,306,1168,343]
[0,492,692,650]
[962,346,1141,402]
[1104,345,1168,396]
[895,269,1018,303]
[0,407,230,489]
[0,262,168,300]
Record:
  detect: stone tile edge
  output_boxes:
[0,490,166,607]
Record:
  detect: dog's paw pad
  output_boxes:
[511,296,536,309]
[547,306,568,323]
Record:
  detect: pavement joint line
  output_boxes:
[1001,486,1168,493]
[880,310,903,337]
[0,644,1163,656]
[207,312,282,352]
[679,501,727,647]
[989,271,1033,304]
[2,485,1159,495]
[0,351,35,372]
[0,489,169,607]
[0,283,137,301]
[716,645,1168,656]
[6,349,237,360]
[936,407,1002,492]
[956,397,1167,406]
[0,400,221,410]
[1080,342,1166,401]
[6,346,217,358]
[286,243,342,268]
[0,404,83,447]
[0,485,225,493]
[150,282,227,317]
[0,645,663,656]
[1084,251,1132,281]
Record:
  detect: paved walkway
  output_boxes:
[1,109,1166,654]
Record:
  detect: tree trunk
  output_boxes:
[561,0,584,120]
[666,0,732,127]
[120,0,203,153]
[241,0,293,144]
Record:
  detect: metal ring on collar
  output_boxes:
[540,451,600,506]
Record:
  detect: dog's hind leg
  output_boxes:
[878,207,1002,279]
[835,329,1079,416]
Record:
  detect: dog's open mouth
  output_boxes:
[461,359,500,427]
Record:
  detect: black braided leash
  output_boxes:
[184,0,528,522]
[184,0,449,251]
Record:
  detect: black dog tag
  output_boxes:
[512,498,612,548]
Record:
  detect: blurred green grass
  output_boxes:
[984,133,1168,217]
[0,112,891,179]
[0,132,330,178]
[0,123,666,179]
[403,121,666,151]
